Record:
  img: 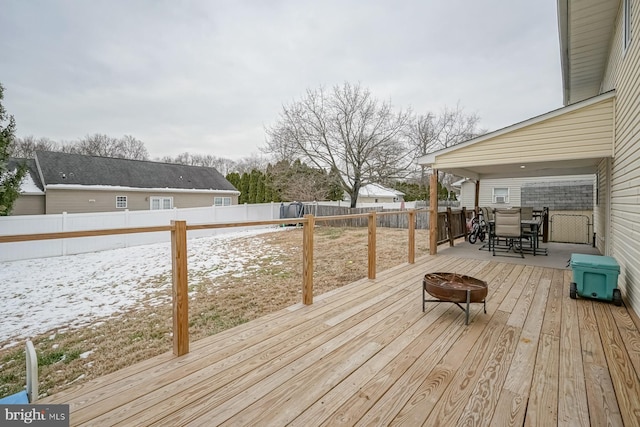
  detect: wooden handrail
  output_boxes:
[0,225,173,243]
[1,209,421,355]
[187,218,308,230]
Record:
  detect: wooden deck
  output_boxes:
[41,254,640,426]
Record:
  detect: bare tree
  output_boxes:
[233,154,269,175]
[159,152,239,175]
[409,103,485,187]
[71,134,149,160]
[117,135,149,160]
[264,82,413,207]
[9,136,60,158]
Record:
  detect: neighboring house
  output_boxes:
[10,151,240,215]
[420,0,640,314]
[349,184,405,204]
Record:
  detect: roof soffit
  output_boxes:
[559,0,620,105]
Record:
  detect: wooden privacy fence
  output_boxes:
[0,210,418,357]
[302,205,430,229]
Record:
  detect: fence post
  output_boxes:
[62,212,68,256]
[124,209,130,248]
[408,210,416,264]
[171,220,189,356]
[302,214,314,305]
[446,207,454,247]
[542,207,549,243]
[368,212,377,279]
[461,207,468,241]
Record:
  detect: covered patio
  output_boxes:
[421,91,615,257]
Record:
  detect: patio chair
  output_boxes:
[492,208,524,258]
[0,340,38,404]
[481,206,494,222]
[520,206,536,251]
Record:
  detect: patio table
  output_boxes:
[484,219,547,255]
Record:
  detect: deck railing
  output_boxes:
[437,207,471,246]
[0,210,419,356]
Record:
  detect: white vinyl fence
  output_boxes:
[0,203,281,262]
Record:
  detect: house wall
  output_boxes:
[594,159,610,254]
[357,195,399,204]
[44,189,239,214]
[460,181,476,208]
[10,195,45,215]
[601,0,640,313]
[435,98,615,169]
[460,176,593,210]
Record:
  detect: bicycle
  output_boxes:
[468,209,487,244]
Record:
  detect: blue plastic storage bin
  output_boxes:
[569,253,621,305]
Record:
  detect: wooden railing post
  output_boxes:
[429,171,438,255]
[171,220,189,356]
[446,207,454,247]
[462,207,468,241]
[542,206,549,243]
[368,212,377,279]
[302,214,314,305]
[408,209,416,264]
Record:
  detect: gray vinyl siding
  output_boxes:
[471,176,594,210]
[44,189,238,214]
[602,0,640,314]
[10,195,45,215]
[594,159,610,254]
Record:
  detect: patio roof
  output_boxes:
[418,91,615,180]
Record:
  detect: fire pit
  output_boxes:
[422,272,488,325]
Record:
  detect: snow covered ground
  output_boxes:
[0,227,286,348]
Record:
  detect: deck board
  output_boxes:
[38,254,640,426]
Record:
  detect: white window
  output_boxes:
[150,197,173,210]
[624,0,632,50]
[493,188,509,204]
[116,196,127,209]
[214,197,232,206]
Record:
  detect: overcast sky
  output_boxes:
[0,1,562,161]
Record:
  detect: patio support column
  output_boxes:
[171,220,189,356]
[475,180,480,211]
[429,170,438,255]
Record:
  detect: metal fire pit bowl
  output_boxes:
[422,272,488,325]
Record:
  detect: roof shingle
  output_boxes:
[35,151,238,192]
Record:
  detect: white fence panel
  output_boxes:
[0,203,282,262]
[309,201,418,210]
[65,211,130,255]
[0,214,65,260]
